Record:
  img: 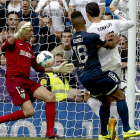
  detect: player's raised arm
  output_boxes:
[110,6,134,32]
[68,5,76,21]
[1,21,31,52]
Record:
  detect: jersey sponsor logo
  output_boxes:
[19,43,23,45]
[19,50,32,58]
[108,72,119,82]
[97,23,112,31]
[73,38,83,43]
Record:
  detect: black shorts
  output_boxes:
[82,71,121,97]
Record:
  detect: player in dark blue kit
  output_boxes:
[70,11,140,140]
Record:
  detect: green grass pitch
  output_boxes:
[0,138,139,140]
[0,138,98,140]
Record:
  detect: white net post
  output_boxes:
[127,0,137,128]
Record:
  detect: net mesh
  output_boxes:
[0,0,140,139]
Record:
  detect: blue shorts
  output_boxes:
[82,70,121,97]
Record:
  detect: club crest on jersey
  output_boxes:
[20,93,25,99]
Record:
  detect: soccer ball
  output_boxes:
[36,51,54,68]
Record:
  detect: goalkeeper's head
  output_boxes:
[86,2,100,18]
[71,11,86,31]
[17,21,34,42]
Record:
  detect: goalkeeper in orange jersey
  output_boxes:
[0,21,74,139]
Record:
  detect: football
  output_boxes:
[36,51,54,68]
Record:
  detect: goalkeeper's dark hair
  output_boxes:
[86,2,100,17]
[71,11,85,28]
[7,11,19,18]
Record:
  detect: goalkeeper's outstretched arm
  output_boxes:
[31,55,75,74]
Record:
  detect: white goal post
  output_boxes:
[127,0,137,129]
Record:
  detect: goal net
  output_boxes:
[0,0,140,139]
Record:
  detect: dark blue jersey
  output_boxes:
[71,31,106,83]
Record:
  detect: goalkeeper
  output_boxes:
[1,21,74,139]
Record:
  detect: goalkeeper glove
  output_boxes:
[14,22,31,39]
[52,61,75,73]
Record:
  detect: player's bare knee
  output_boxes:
[112,89,126,101]
[44,92,55,102]
[23,108,35,118]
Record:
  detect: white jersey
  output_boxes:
[69,0,105,28]
[87,9,134,71]
[35,0,68,32]
[8,3,21,13]
[118,0,129,15]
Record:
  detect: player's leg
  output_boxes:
[85,92,119,140]
[0,96,34,123]
[109,65,121,140]
[111,88,140,138]
[0,77,35,124]
[96,95,112,139]
[84,92,100,117]
[33,85,64,139]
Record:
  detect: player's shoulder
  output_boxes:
[72,31,99,41]
[86,32,100,39]
[15,38,23,45]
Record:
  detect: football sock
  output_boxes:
[99,105,110,136]
[0,110,25,123]
[117,100,130,132]
[87,97,100,117]
[45,102,56,137]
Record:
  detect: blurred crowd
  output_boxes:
[0,0,140,101]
